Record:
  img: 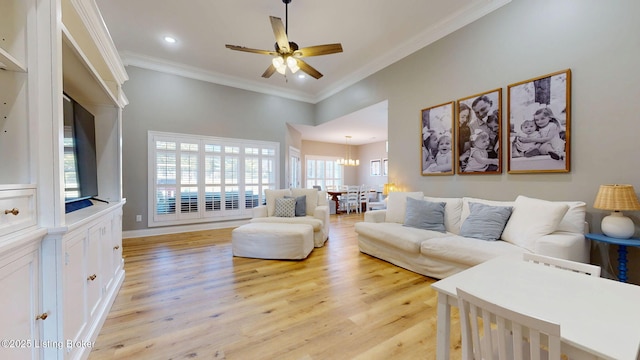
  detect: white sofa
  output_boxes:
[251,188,330,247]
[355,192,589,279]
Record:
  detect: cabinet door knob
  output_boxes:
[87,274,97,281]
[113,245,120,250]
[36,313,48,321]
[4,208,19,216]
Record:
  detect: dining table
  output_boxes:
[326,190,345,213]
[431,255,640,360]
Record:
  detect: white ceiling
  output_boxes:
[95,0,509,145]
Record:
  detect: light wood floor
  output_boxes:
[89,213,461,360]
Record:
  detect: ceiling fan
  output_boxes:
[225,0,343,79]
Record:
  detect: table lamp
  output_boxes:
[383,183,395,196]
[593,184,640,238]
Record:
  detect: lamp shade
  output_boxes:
[593,184,640,211]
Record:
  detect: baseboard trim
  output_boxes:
[123,219,250,239]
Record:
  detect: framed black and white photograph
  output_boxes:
[456,89,502,175]
[507,69,571,173]
[421,101,454,176]
[382,158,388,176]
[370,159,381,176]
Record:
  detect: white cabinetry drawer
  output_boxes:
[0,187,36,237]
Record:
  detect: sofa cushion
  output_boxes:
[386,191,424,224]
[317,190,328,206]
[421,236,528,266]
[274,197,296,217]
[354,222,449,253]
[461,197,514,225]
[265,189,292,216]
[251,216,323,231]
[403,197,446,232]
[459,202,512,241]
[291,188,319,216]
[286,195,307,216]
[501,195,570,252]
[424,196,463,234]
[556,201,587,234]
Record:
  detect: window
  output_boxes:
[306,156,343,189]
[148,131,278,227]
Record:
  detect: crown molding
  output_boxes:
[120,52,318,103]
[314,0,512,102]
[121,0,511,104]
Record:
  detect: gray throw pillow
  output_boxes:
[459,202,513,241]
[285,195,307,217]
[274,197,296,217]
[403,197,446,232]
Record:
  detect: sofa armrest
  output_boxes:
[534,231,589,263]
[313,205,329,223]
[364,210,387,223]
[252,205,268,218]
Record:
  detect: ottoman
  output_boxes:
[232,223,314,260]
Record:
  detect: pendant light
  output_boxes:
[336,136,359,166]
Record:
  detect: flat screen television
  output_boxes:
[63,94,99,213]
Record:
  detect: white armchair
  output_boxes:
[251,188,330,247]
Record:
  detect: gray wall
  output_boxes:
[317,0,640,220]
[314,0,640,281]
[121,67,315,231]
[121,0,640,282]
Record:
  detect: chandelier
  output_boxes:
[336,136,359,166]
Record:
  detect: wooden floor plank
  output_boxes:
[89,213,462,359]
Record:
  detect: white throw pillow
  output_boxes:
[265,189,292,217]
[501,195,570,251]
[385,191,424,224]
[555,201,587,234]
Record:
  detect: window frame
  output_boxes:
[148,131,279,227]
[305,155,344,190]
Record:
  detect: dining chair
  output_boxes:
[456,287,562,360]
[359,184,369,212]
[523,253,601,277]
[341,185,360,214]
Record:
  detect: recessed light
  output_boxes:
[297,74,306,79]
[163,36,177,44]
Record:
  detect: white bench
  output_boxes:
[232,223,314,260]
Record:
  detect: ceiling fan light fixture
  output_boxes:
[272,56,287,74]
[286,56,300,73]
[225,0,343,80]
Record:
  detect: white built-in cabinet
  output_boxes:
[0,0,127,359]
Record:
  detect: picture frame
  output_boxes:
[421,101,454,176]
[507,69,571,173]
[456,88,502,175]
[370,159,381,176]
[382,158,388,176]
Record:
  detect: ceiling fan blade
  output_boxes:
[296,59,323,79]
[225,45,277,56]
[269,16,290,53]
[262,64,277,78]
[294,44,343,57]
